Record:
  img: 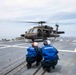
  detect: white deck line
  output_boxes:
[74,48,76,52]
[0,44,11,49]
[18,46,76,53]
[18,45,76,53]
[0,43,76,53]
[58,49,76,53]
[0,47,10,49]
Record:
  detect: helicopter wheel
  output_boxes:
[32,39,34,42]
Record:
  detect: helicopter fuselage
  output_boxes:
[21,25,64,41]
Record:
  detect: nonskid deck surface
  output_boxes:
[0,37,76,75]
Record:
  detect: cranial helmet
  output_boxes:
[32,42,38,47]
[43,40,51,45]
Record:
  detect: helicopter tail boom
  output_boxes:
[50,34,60,37]
[57,31,65,34]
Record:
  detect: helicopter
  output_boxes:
[21,21,65,41]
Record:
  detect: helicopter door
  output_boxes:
[46,31,50,37]
[37,29,42,37]
[43,30,50,37]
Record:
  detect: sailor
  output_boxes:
[26,42,42,69]
[41,40,59,72]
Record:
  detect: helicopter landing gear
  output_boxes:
[43,38,47,41]
[32,39,34,42]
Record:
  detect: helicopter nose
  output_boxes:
[21,34,27,37]
[21,34,25,37]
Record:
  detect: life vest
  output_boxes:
[42,45,58,62]
[26,46,37,57]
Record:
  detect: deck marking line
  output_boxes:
[58,50,76,53]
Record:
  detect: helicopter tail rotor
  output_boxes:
[55,24,59,33]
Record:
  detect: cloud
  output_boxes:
[0,0,48,20]
[0,0,76,21]
[47,12,76,22]
[0,0,76,39]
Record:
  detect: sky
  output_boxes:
[0,0,76,39]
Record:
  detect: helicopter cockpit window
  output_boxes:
[32,28,38,33]
[27,28,38,33]
[27,29,31,33]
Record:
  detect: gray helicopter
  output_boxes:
[21,21,65,41]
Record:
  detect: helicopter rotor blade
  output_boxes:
[15,21,37,23]
[16,21,46,24]
[23,22,38,23]
[16,21,46,26]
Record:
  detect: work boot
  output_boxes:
[47,68,51,72]
[36,62,40,66]
[27,64,31,69]
[52,66,55,69]
[42,67,46,70]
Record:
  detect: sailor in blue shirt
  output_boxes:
[41,40,59,72]
[26,42,42,69]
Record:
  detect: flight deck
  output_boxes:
[0,37,76,75]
